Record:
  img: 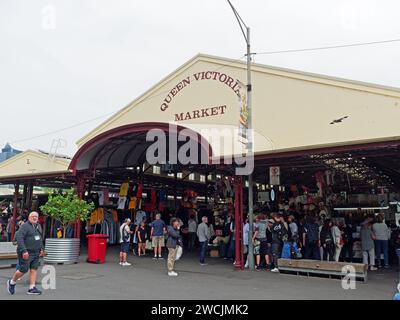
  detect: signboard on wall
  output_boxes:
[269,166,280,186]
[257,192,269,203]
[237,81,249,146]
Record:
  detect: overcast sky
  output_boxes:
[1,0,399,157]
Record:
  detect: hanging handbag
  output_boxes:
[175,245,183,260]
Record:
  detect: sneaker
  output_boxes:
[153,256,158,260]
[27,287,42,295]
[122,262,132,266]
[158,256,164,260]
[200,263,208,266]
[119,262,123,265]
[168,271,178,276]
[370,266,378,271]
[271,268,279,273]
[6,280,15,295]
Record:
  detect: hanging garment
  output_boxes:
[119,182,129,197]
[137,183,143,198]
[90,208,105,226]
[130,184,138,197]
[135,210,147,226]
[159,190,167,202]
[111,209,118,222]
[103,188,110,204]
[118,197,127,210]
[128,197,137,210]
[98,192,105,206]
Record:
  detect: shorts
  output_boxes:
[18,251,40,273]
[259,241,271,256]
[152,236,165,248]
[120,242,130,253]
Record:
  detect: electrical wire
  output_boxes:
[255,38,400,55]
[5,54,247,146]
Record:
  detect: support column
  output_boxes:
[22,184,28,210]
[11,183,20,241]
[26,181,34,210]
[234,177,244,270]
[75,173,86,239]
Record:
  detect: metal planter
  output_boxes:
[44,238,80,264]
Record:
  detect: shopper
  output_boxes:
[227,218,236,261]
[197,216,210,266]
[302,216,321,260]
[7,212,45,295]
[287,215,298,241]
[341,222,354,262]
[166,218,182,277]
[360,221,377,271]
[150,213,167,260]
[137,221,147,257]
[373,214,391,268]
[332,220,342,262]
[320,220,335,261]
[187,214,197,251]
[393,283,400,300]
[270,213,288,273]
[6,216,13,242]
[253,214,272,269]
[390,220,400,269]
[243,216,250,268]
[119,218,133,266]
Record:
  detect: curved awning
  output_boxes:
[69,122,213,172]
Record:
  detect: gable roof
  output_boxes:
[76,53,400,157]
[0,150,71,181]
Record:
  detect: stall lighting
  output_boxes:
[333,206,389,211]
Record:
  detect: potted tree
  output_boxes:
[40,192,94,264]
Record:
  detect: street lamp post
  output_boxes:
[227,1,255,270]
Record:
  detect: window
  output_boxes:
[167,173,174,178]
[177,173,183,179]
[207,174,213,181]
[153,166,161,174]
[189,173,195,181]
[200,175,206,183]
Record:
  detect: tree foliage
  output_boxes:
[40,193,94,238]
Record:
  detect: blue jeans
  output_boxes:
[227,239,235,259]
[199,241,207,264]
[375,240,389,266]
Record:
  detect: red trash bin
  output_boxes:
[87,234,109,264]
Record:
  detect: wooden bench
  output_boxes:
[278,259,368,282]
[0,242,18,260]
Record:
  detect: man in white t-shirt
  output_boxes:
[119,218,133,266]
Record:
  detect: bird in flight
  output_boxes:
[330,116,349,125]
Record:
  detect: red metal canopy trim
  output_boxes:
[69,122,214,174]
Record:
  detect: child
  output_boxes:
[137,221,147,256]
[394,283,400,300]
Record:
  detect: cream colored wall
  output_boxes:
[0,150,70,178]
[77,55,400,157]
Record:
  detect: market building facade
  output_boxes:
[2,54,400,269]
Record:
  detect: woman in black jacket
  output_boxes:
[320,220,335,261]
[166,218,182,277]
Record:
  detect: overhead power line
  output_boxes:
[255,38,400,55]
